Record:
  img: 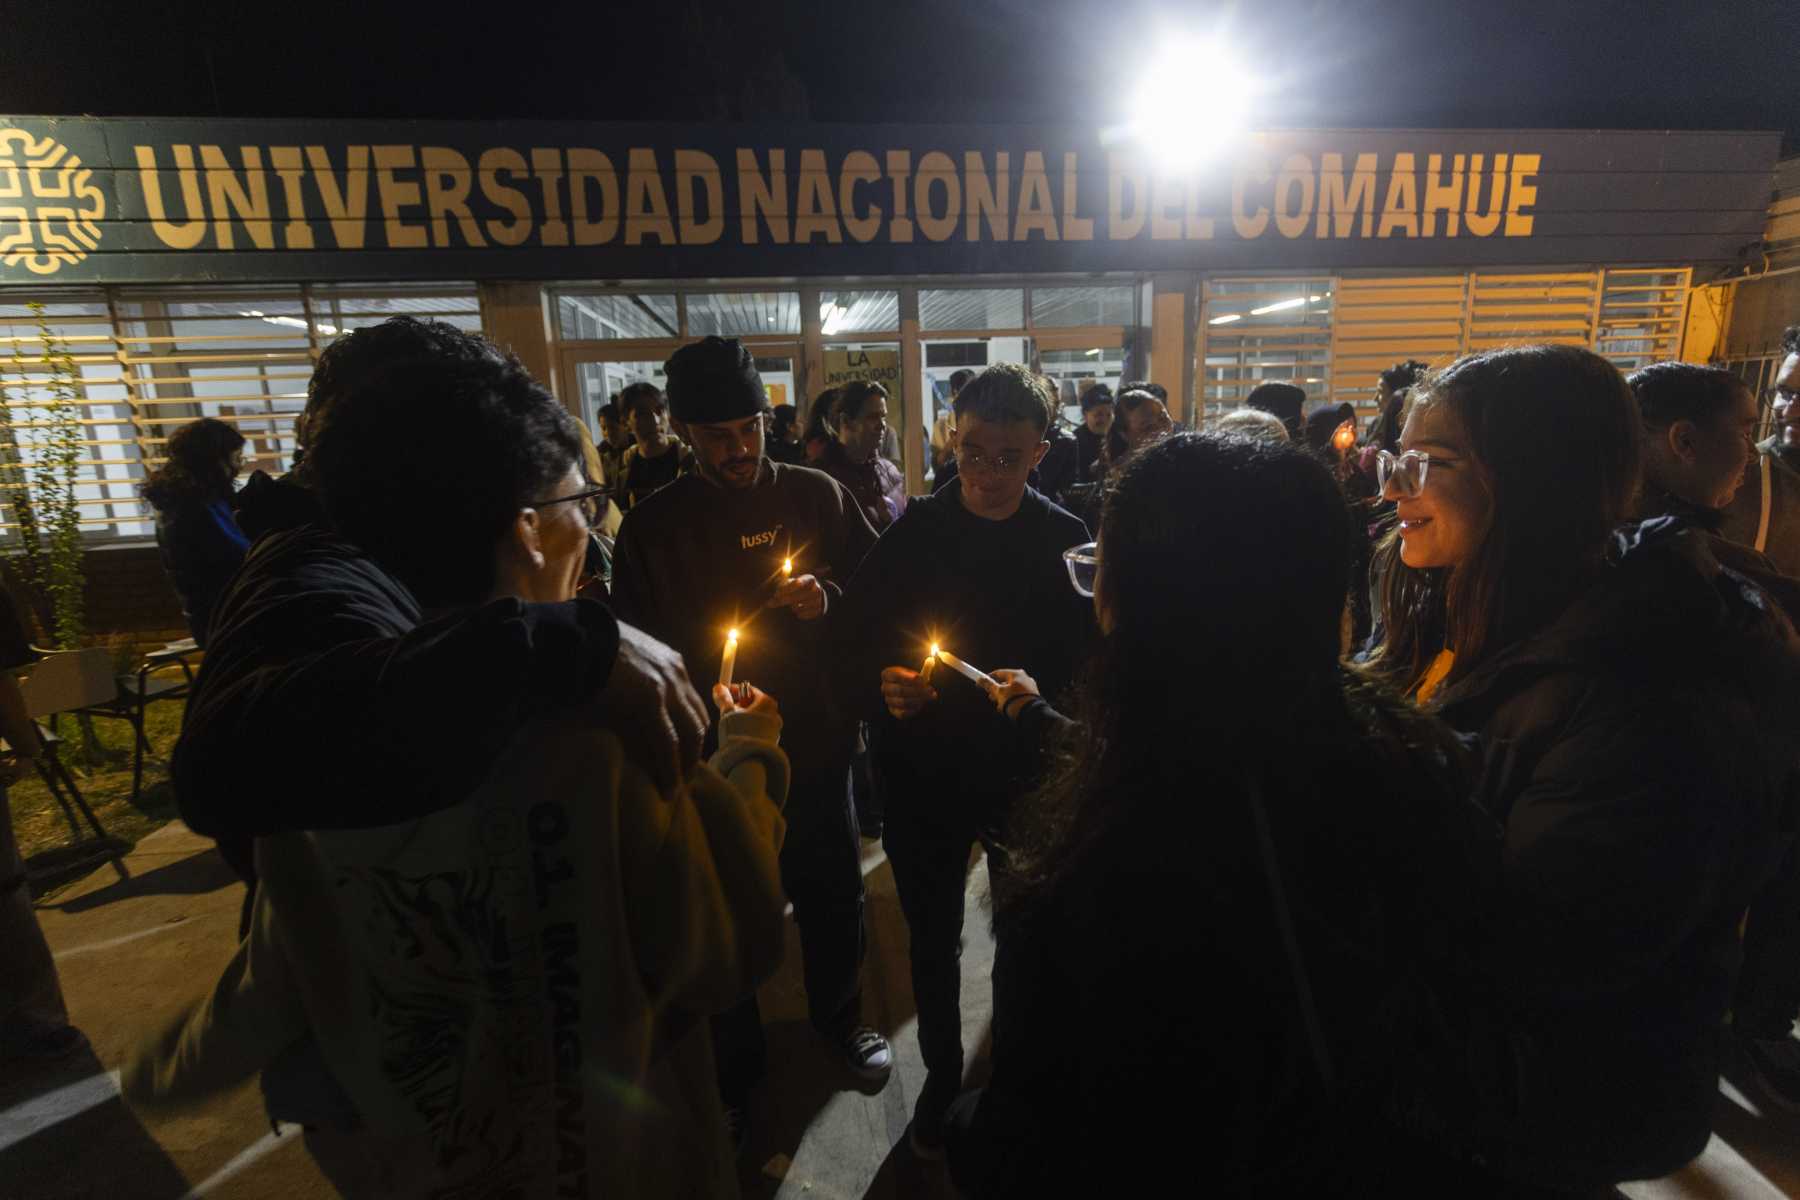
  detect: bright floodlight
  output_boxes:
[1129,36,1253,169]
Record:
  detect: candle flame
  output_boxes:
[929,643,940,657]
[727,628,739,641]
[783,557,793,573]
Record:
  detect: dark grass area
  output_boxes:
[8,698,184,864]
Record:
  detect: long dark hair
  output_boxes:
[141,417,245,510]
[1365,345,1641,694]
[804,387,841,444]
[1103,387,1159,465]
[1000,433,1358,922]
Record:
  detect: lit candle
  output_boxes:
[1332,419,1356,453]
[935,647,997,692]
[782,556,794,579]
[719,628,739,688]
[921,643,939,683]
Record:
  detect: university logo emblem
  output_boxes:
[0,130,105,275]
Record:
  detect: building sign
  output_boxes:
[0,117,1779,284]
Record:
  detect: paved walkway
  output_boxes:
[1,822,1796,1198]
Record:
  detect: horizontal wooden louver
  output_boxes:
[1327,276,1468,414]
[1465,272,1601,351]
[1195,278,1333,418]
[0,284,480,538]
[1594,268,1690,373]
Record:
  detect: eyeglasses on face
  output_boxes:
[530,484,609,527]
[1063,541,1100,596]
[1376,449,1436,499]
[961,447,1032,474]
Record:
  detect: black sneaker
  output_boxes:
[1742,1032,1800,1112]
[908,1076,953,1161]
[835,1024,893,1084]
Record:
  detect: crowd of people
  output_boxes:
[5,308,1797,1199]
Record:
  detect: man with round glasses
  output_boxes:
[1721,324,1800,575]
[832,363,1094,1159]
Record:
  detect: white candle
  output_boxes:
[935,647,997,691]
[719,628,739,688]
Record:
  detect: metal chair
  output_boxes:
[12,648,122,862]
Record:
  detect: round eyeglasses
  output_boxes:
[1063,541,1100,596]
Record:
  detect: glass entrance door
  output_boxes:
[557,343,801,437]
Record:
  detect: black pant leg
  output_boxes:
[882,782,976,1081]
[711,994,768,1108]
[1737,838,1800,1038]
[780,757,866,1032]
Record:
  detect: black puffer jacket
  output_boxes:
[1432,518,1800,1186]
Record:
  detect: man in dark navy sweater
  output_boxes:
[833,364,1095,1159]
[610,337,889,1129]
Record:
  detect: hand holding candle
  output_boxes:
[719,628,739,688]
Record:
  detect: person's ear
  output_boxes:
[1031,438,1051,468]
[507,506,548,572]
[1667,419,1701,465]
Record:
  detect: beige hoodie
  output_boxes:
[126,709,788,1199]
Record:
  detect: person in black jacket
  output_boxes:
[833,363,1094,1159]
[140,417,251,648]
[1367,344,1800,1190]
[175,318,706,924]
[1627,360,1800,1113]
[950,432,1498,1196]
[609,337,891,1122]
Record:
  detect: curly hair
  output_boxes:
[303,317,504,457]
[140,417,245,510]
[1783,325,1800,358]
[307,354,583,607]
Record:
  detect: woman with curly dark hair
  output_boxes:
[140,416,249,647]
[948,432,1495,1195]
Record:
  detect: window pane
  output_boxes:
[1199,279,1334,417]
[556,292,679,341]
[819,290,899,336]
[314,284,482,334]
[920,288,1024,332]
[687,292,801,337]
[1030,286,1134,328]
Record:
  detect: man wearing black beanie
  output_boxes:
[610,336,892,1132]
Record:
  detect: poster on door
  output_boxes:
[822,348,900,393]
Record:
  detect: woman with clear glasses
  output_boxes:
[948,431,1496,1196]
[1364,344,1800,1191]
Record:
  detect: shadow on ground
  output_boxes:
[0,1045,189,1200]
[48,845,238,913]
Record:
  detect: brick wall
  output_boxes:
[4,545,189,646]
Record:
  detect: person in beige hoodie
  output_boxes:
[126,339,790,1199]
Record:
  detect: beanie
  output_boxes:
[664,336,768,423]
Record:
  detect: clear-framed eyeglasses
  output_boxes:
[1063,541,1100,596]
[1375,450,1434,499]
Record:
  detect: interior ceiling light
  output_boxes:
[1209,313,1243,325]
[1249,297,1307,316]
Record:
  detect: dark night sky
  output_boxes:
[3,0,1796,149]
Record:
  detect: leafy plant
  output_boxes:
[0,303,104,766]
